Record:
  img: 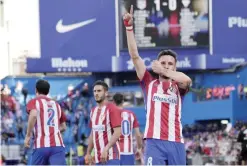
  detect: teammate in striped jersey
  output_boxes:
[113,93,143,165]
[85,81,122,165]
[24,79,67,165]
[123,5,192,165]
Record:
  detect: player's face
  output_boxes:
[93,85,107,103]
[158,55,176,71]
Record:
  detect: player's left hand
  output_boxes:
[100,147,109,163]
[135,148,143,160]
[152,60,164,75]
[24,136,31,148]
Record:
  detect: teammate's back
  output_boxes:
[113,93,143,165]
[24,79,67,165]
[27,95,66,148]
[119,109,138,154]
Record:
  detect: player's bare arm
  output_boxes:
[26,109,37,137]
[85,131,94,164]
[124,5,146,80]
[165,70,191,89]
[86,131,94,155]
[101,126,121,163]
[134,128,142,151]
[152,60,192,89]
[25,109,37,148]
[105,126,121,151]
[59,122,66,132]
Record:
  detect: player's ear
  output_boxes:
[105,91,108,97]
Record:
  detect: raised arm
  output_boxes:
[123,5,146,80]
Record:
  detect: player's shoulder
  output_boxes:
[29,96,57,105]
[105,102,117,109]
[27,97,38,106]
[121,109,135,116]
[121,109,132,114]
[90,106,98,111]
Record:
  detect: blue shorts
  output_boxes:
[96,159,120,165]
[120,154,135,165]
[31,146,66,165]
[144,139,186,165]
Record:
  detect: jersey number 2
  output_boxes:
[121,120,130,136]
[47,108,55,127]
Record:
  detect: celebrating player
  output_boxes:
[24,79,67,165]
[113,93,143,165]
[123,5,192,165]
[85,81,122,165]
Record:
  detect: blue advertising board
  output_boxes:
[26,0,247,73]
[212,0,247,55]
[26,0,116,72]
[113,49,208,71]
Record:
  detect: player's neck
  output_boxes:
[117,105,123,109]
[37,94,47,97]
[97,100,107,108]
[159,77,171,82]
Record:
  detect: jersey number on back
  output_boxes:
[47,108,55,127]
[121,120,130,136]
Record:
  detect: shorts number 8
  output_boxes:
[147,157,153,166]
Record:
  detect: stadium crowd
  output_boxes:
[1,80,247,165]
[191,83,247,101]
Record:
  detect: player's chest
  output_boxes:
[149,81,179,104]
[91,110,109,132]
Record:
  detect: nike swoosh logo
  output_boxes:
[56,18,96,33]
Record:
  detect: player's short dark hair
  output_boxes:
[93,80,108,91]
[157,49,177,62]
[36,79,50,95]
[113,93,124,106]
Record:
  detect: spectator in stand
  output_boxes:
[1,86,16,114]
[244,85,247,99]
[218,86,225,99]
[212,85,219,99]
[238,84,244,100]
[224,85,235,98]
[237,125,247,165]
[206,88,212,100]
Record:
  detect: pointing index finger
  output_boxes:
[130,5,134,15]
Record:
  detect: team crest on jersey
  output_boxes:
[168,86,177,95]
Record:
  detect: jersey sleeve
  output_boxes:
[89,108,93,128]
[132,112,139,128]
[139,70,154,93]
[176,82,189,97]
[60,110,67,123]
[26,99,36,114]
[109,104,121,128]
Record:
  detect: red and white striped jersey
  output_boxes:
[26,95,66,149]
[89,103,121,163]
[140,70,188,143]
[119,110,139,155]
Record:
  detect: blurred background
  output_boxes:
[0,0,247,165]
